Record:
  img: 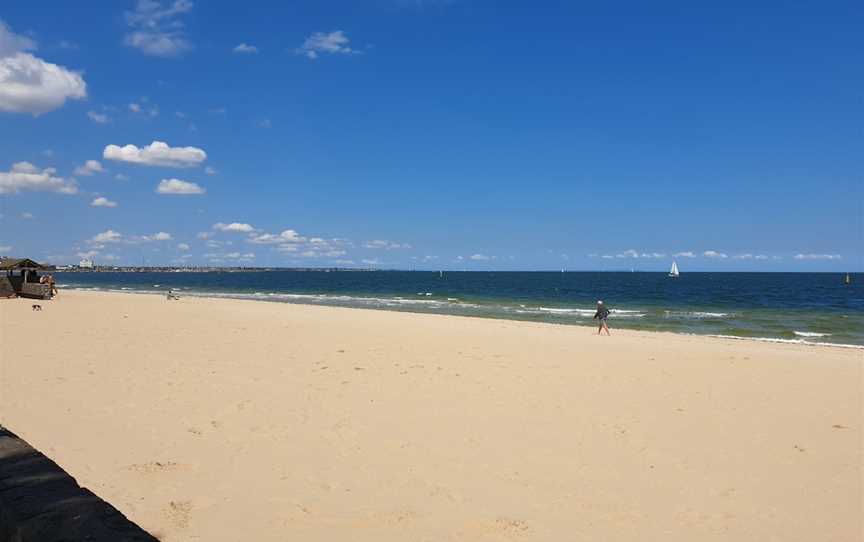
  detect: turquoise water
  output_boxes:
[57,271,864,347]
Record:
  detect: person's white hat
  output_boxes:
[597,300,603,304]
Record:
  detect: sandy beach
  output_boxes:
[0,290,861,541]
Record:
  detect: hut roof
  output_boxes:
[0,258,46,271]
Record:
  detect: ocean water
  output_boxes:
[57,271,864,347]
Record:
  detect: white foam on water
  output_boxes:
[709,334,863,349]
[793,331,831,338]
[665,311,731,319]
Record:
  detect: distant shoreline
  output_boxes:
[52,268,863,274]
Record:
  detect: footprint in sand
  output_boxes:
[128,461,182,474]
[166,500,193,529]
[466,517,530,538]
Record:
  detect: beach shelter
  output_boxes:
[0,257,51,299]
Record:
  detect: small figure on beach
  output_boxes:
[593,300,611,335]
[166,289,181,301]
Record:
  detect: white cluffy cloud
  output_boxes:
[297,30,354,59]
[91,196,117,207]
[469,253,492,261]
[74,159,105,176]
[177,243,190,251]
[794,253,842,260]
[0,19,87,115]
[156,178,205,194]
[364,239,412,250]
[233,43,258,53]
[147,231,172,241]
[248,229,303,244]
[92,230,122,243]
[213,222,255,233]
[673,251,696,258]
[103,141,206,168]
[0,162,78,195]
[703,250,728,259]
[124,0,194,57]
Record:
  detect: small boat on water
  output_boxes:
[844,273,852,285]
[668,261,680,278]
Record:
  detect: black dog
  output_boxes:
[31,304,42,311]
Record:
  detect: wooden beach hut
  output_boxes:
[0,258,52,299]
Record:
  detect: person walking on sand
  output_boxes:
[593,300,611,335]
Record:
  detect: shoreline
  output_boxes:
[59,287,864,350]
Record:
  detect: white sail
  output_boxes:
[669,261,679,277]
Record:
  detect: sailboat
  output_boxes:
[844,273,852,285]
[668,261,680,278]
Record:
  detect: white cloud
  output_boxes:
[673,251,696,258]
[0,245,12,253]
[0,162,78,195]
[297,30,354,59]
[196,231,212,239]
[213,222,255,233]
[0,20,35,54]
[103,141,207,168]
[91,196,117,207]
[20,212,33,219]
[469,253,491,261]
[248,229,303,244]
[616,249,640,259]
[77,250,99,259]
[74,159,105,176]
[233,43,258,54]
[703,250,728,259]
[115,173,130,181]
[362,258,381,265]
[124,0,194,57]
[0,20,87,115]
[204,166,217,175]
[87,110,110,124]
[147,231,172,241]
[794,253,842,260]
[128,102,141,113]
[364,239,412,250]
[156,178,205,195]
[258,118,272,128]
[92,230,122,243]
[754,254,769,260]
[177,243,190,251]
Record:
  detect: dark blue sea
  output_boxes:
[58,271,864,347]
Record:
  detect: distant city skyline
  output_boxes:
[1,1,861,271]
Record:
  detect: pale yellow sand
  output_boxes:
[0,290,861,541]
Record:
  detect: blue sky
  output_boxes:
[1,0,861,271]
